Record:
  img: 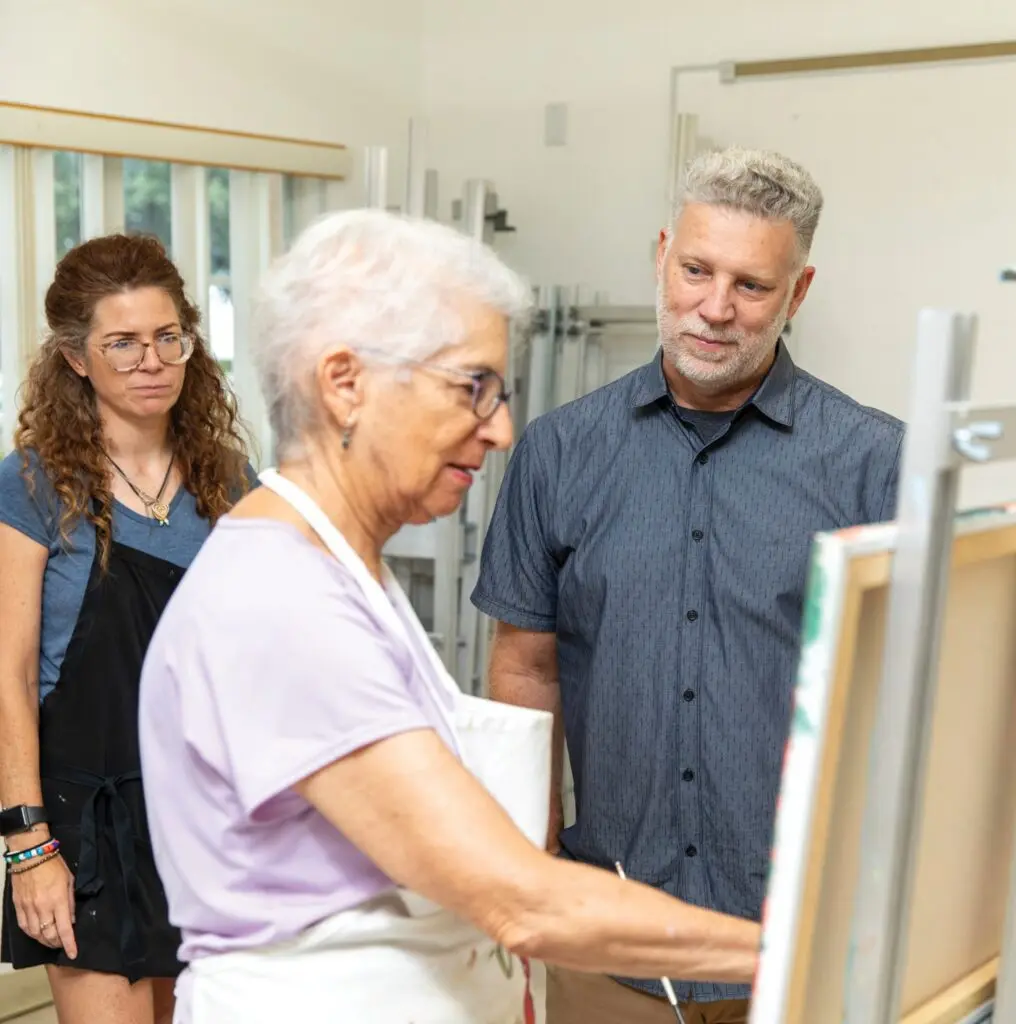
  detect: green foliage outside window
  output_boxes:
[54,151,82,258]
[53,154,230,278]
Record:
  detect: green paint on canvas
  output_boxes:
[792,703,815,737]
[799,546,827,649]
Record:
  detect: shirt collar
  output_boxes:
[631,341,797,427]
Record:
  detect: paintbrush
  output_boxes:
[614,861,687,1024]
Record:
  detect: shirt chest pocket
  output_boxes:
[706,473,842,629]
[724,525,814,626]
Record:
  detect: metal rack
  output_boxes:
[381,174,519,691]
[842,308,1016,1023]
[375,127,658,694]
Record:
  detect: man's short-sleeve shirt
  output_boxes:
[472,344,903,1002]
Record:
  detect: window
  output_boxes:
[0,110,348,459]
[283,174,329,248]
[209,167,229,279]
[124,158,172,250]
[207,167,233,375]
[53,151,82,258]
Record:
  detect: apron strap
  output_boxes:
[257,469,464,741]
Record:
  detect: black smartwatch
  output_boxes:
[0,805,48,838]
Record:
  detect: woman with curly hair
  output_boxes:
[0,233,251,1024]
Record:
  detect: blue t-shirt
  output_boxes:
[0,450,251,701]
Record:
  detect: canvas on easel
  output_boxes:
[750,505,1016,1024]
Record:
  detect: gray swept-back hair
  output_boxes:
[251,208,533,459]
[674,147,824,268]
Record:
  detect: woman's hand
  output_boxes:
[11,853,78,958]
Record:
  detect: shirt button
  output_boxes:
[697,453,709,465]
[686,845,698,858]
[686,609,699,622]
[691,529,704,541]
[683,689,695,702]
[682,769,695,782]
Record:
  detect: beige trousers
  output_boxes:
[546,966,750,1024]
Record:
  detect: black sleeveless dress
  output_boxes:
[2,538,186,982]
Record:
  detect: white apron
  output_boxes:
[176,469,554,1024]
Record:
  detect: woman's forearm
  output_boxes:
[0,528,49,851]
[0,682,48,853]
[495,859,760,983]
[298,729,760,984]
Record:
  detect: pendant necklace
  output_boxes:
[106,454,174,527]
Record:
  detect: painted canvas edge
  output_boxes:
[748,528,853,1023]
[828,503,1016,564]
[749,503,1016,1024]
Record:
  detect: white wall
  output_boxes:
[0,0,424,203]
[420,1,1016,303]
[421,1,1016,505]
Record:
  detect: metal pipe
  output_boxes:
[666,112,700,220]
[423,169,439,221]
[666,64,722,222]
[462,179,490,242]
[405,118,427,216]
[527,286,557,424]
[364,146,388,210]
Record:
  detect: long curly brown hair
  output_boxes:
[15,233,252,567]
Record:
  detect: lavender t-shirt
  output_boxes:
[138,517,458,962]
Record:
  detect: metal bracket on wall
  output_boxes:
[450,190,516,243]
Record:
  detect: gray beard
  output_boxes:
[656,286,790,395]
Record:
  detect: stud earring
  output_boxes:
[341,427,352,450]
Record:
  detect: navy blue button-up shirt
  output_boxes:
[472,343,903,1002]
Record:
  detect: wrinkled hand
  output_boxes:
[12,855,78,958]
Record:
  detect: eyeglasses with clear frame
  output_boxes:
[98,333,195,373]
[359,348,511,421]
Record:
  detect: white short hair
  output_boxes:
[675,147,824,267]
[251,208,533,458]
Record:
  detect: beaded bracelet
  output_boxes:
[3,838,60,867]
[9,850,60,875]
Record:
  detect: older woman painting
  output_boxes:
[137,209,761,1024]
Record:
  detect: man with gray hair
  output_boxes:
[473,147,903,1023]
